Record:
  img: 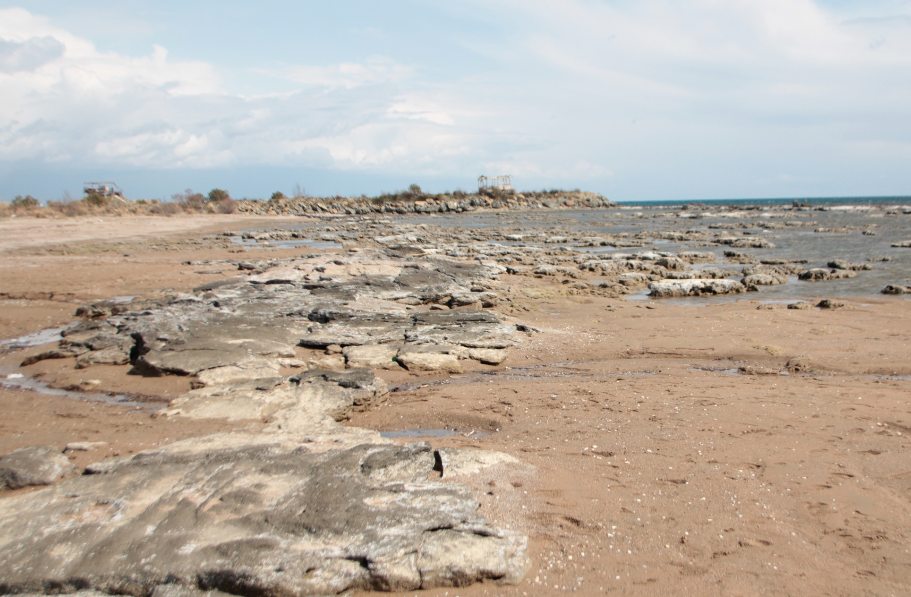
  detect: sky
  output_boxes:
[1,0,910,202]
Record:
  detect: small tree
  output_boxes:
[270,191,286,201]
[208,188,230,203]
[408,183,422,195]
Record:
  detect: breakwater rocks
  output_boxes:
[235,190,615,216]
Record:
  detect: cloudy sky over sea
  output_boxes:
[1,1,910,201]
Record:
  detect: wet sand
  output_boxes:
[2,214,911,596]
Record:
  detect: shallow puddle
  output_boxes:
[0,324,75,350]
[228,237,342,250]
[2,373,165,411]
[379,428,491,439]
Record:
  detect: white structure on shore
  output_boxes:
[83,182,124,198]
[478,175,512,192]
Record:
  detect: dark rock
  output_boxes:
[717,237,776,249]
[21,347,88,367]
[798,268,832,281]
[786,356,812,372]
[817,299,846,309]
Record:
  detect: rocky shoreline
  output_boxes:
[1,246,541,595]
[2,202,911,596]
[235,190,614,216]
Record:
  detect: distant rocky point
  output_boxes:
[235,190,614,216]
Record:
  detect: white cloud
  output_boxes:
[2,2,911,197]
[0,8,469,173]
[260,56,413,89]
[0,36,65,73]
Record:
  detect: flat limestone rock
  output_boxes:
[64,441,109,452]
[310,354,347,370]
[246,265,309,284]
[343,344,400,369]
[139,346,257,376]
[74,345,131,369]
[437,447,521,478]
[396,351,463,373]
[52,248,527,377]
[0,440,529,596]
[468,348,510,365]
[648,279,746,298]
[405,325,520,349]
[828,259,872,271]
[742,273,788,286]
[0,445,75,490]
[162,369,387,432]
[195,363,282,387]
[299,321,407,348]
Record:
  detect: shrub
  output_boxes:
[150,202,182,216]
[208,188,230,203]
[408,183,422,195]
[213,198,237,214]
[270,191,286,201]
[11,195,40,209]
[84,193,109,207]
[172,189,206,211]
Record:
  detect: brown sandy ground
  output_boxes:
[2,216,911,596]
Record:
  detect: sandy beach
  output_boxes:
[2,210,911,596]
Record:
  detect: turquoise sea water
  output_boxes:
[619,196,911,208]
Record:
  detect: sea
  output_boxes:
[618,196,911,208]
[229,195,911,306]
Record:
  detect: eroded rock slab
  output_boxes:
[0,439,529,595]
[47,250,527,380]
[648,279,746,298]
[0,445,75,491]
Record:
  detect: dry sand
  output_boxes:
[2,215,911,596]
